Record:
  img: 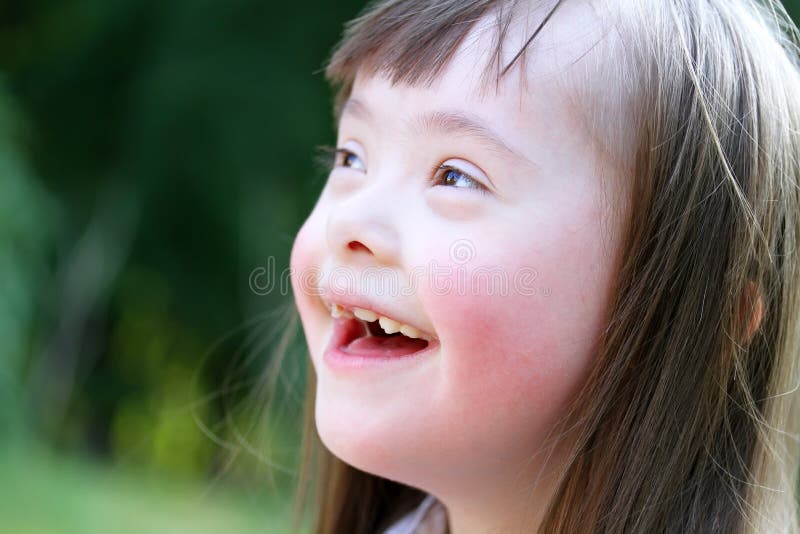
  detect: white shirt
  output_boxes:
[382,494,448,534]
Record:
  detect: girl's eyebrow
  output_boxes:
[341,97,538,173]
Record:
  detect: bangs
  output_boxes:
[323,0,563,119]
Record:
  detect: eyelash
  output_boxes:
[320,145,489,195]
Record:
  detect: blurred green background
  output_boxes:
[1,1,800,533]
[0,0,366,531]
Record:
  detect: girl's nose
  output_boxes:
[325,190,402,266]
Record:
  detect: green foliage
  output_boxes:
[0,0,363,524]
[1,0,363,472]
[0,75,60,446]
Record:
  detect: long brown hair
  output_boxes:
[286,1,800,532]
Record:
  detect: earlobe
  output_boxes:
[739,281,764,344]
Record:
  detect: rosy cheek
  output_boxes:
[419,259,597,439]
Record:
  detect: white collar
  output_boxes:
[382,494,448,534]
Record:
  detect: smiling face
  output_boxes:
[290,2,629,526]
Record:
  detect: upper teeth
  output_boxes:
[330,303,429,341]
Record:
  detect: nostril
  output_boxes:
[347,241,371,253]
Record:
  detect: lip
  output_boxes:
[323,317,440,373]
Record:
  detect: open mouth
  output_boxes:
[333,316,433,358]
[322,298,438,359]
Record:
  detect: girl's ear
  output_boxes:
[739,280,764,344]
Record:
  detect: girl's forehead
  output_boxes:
[351,1,618,115]
[355,7,618,124]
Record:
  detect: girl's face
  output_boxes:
[291,5,627,514]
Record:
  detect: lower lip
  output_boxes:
[323,318,440,373]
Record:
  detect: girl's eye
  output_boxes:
[432,165,488,194]
[334,148,366,171]
[319,145,489,194]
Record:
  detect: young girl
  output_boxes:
[287,0,800,532]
